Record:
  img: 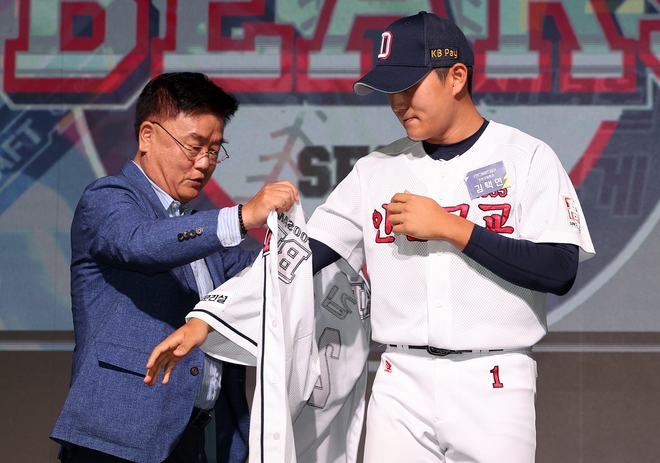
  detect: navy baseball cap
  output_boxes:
[354,11,474,95]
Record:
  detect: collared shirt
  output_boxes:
[134,161,243,409]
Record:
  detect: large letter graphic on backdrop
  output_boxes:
[4,0,149,99]
[59,2,105,52]
[473,0,636,95]
[151,0,295,92]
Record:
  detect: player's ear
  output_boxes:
[450,64,469,96]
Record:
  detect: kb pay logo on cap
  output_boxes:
[430,48,459,59]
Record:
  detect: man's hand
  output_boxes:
[241,181,300,229]
[144,318,212,386]
[386,190,474,251]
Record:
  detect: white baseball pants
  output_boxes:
[363,347,537,463]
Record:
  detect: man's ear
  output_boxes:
[138,121,154,153]
[451,63,469,96]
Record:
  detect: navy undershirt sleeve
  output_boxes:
[462,225,579,295]
[310,238,341,275]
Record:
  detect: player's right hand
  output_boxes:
[144,318,212,386]
[241,180,300,229]
[387,190,474,250]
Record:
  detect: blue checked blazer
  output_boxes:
[51,159,258,463]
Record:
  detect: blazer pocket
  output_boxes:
[96,341,149,378]
[83,342,161,448]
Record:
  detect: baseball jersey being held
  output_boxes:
[294,260,371,463]
[307,120,595,351]
[188,202,371,463]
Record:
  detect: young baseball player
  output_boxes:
[306,11,595,463]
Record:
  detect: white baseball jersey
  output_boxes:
[294,259,371,463]
[307,120,595,350]
[189,203,371,463]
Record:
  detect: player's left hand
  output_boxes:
[386,190,474,250]
[144,318,212,386]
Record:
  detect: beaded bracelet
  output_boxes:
[237,204,248,236]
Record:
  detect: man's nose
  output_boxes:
[194,154,213,169]
[388,92,409,112]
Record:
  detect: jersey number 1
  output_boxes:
[490,366,504,388]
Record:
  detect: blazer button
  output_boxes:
[189,229,197,238]
[177,233,184,242]
[190,366,199,376]
[196,228,203,236]
[183,231,189,240]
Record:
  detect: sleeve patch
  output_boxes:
[563,196,581,229]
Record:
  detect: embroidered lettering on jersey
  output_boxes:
[372,205,395,244]
[321,285,354,320]
[445,198,514,234]
[201,293,230,304]
[278,212,310,242]
[276,217,312,284]
[372,197,516,245]
[481,187,509,199]
[372,204,428,244]
[479,203,515,234]
[465,161,509,199]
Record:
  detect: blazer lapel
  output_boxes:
[120,160,170,219]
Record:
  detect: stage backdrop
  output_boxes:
[2,0,660,333]
[2,1,660,461]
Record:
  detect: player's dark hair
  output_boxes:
[133,72,239,140]
[435,66,473,96]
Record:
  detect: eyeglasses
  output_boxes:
[150,121,229,164]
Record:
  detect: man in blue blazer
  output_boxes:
[50,73,299,463]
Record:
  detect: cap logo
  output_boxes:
[378,31,392,60]
[430,47,459,60]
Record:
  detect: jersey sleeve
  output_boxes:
[515,142,595,262]
[307,166,366,272]
[187,256,262,366]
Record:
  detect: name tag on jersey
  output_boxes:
[200,291,232,310]
[465,161,509,199]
